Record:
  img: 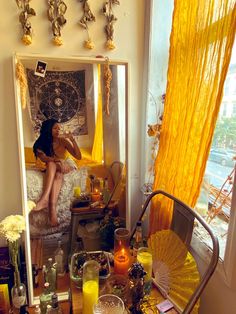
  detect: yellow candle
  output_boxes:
[114,248,130,275]
[82,280,99,314]
[137,250,153,280]
[74,186,81,198]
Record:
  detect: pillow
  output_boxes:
[24,147,46,170]
[24,147,99,170]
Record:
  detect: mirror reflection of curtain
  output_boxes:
[92,64,104,163]
[150,0,236,233]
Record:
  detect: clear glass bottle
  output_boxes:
[40,282,52,314]
[45,258,57,293]
[102,177,111,205]
[132,221,144,258]
[54,240,65,277]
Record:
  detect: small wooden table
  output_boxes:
[69,201,118,255]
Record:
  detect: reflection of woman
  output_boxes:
[32,119,81,226]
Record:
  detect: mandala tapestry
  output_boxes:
[26,69,87,137]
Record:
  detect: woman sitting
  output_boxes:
[32,118,81,226]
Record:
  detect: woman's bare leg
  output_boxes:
[48,171,63,226]
[34,162,57,211]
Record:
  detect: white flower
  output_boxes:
[0,215,25,243]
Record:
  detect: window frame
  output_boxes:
[145,0,236,288]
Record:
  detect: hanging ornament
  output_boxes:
[102,0,120,50]
[103,58,112,116]
[15,0,36,45]
[78,0,95,49]
[47,0,67,46]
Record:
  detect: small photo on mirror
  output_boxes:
[34,61,47,78]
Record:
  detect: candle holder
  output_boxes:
[114,228,131,275]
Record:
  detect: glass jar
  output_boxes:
[114,228,131,275]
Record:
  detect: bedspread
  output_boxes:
[27,168,83,238]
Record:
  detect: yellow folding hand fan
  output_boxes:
[148,230,200,314]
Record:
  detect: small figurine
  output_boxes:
[128,262,146,314]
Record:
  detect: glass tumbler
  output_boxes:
[114,228,131,275]
[93,294,124,314]
[82,260,100,314]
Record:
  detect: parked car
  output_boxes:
[209,148,236,167]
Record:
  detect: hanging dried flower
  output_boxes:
[84,38,95,49]
[103,58,112,116]
[15,0,36,45]
[16,61,28,109]
[78,0,95,49]
[102,0,120,50]
[47,0,67,46]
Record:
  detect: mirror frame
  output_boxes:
[12,53,130,305]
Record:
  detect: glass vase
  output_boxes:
[8,240,27,309]
[11,281,27,309]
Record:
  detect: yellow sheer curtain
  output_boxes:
[150,0,236,233]
[92,64,104,163]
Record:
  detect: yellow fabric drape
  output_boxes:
[150,0,236,233]
[92,64,104,163]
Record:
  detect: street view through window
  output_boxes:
[195,43,236,260]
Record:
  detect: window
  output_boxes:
[195,41,236,262]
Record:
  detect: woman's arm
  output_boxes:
[36,149,55,163]
[62,134,82,160]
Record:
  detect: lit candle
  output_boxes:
[114,248,130,275]
[91,193,101,202]
[74,186,81,198]
[82,280,99,314]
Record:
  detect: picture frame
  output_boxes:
[34,60,47,77]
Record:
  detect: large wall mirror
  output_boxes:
[13,53,128,305]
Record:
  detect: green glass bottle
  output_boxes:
[40,282,52,314]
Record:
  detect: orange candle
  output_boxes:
[114,248,130,275]
[91,193,101,202]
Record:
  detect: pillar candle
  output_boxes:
[137,249,153,280]
[82,280,99,314]
[74,186,81,198]
[114,248,130,275]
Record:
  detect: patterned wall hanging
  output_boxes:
[15,0,36,45]
[78,0,96,49]
[47,0,67,46]
[102,0,120,50]
[26,69,88,137]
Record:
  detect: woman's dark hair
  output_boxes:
[33,119,58,158]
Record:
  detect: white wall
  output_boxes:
[0,1,145,240]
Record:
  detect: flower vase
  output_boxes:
[8,240,27,309]
[11,272,27,309]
